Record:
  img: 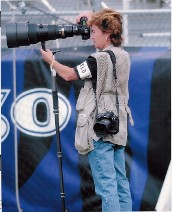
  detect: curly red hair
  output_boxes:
[88,9,123,47]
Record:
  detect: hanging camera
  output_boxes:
[93,111,119,138]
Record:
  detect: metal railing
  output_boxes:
[1,7,171,48]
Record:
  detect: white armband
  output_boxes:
[76,61,92,79]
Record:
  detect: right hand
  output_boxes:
[76,11,93,24]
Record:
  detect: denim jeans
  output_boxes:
[88,139,132,212]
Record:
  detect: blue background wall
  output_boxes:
[1,47,171,211]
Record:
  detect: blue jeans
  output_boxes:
[88,139,132,212]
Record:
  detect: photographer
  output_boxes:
[41,9,134,212]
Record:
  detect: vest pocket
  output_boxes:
[75,113,93,154]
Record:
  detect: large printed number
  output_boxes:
[10,88,71,137]
[1,88,71,139]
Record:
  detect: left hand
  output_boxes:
[40,49,54,65]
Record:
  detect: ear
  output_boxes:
[105,32,111,39]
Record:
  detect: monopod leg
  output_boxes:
[51,68,66,212]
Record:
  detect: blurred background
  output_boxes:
[1,0,171,48]
[1,1,171,212]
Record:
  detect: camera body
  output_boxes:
[6,17,90,48]
[93,111,119,138]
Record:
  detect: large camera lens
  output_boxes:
[6,22,30,47]
[6,21,90,48]
[93,119,111,138]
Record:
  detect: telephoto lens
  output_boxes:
[6,19,90,48]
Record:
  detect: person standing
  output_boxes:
[40,8,134,211]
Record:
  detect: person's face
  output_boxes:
[91,25,111,50]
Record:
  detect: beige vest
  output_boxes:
[75,46,134,155]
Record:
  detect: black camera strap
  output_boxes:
[91,50,119,117]
[105,50,119,117]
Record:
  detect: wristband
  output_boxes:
[50,60,56,69]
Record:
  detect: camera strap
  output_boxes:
[105,50,119,117]
[92,50,119,117]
